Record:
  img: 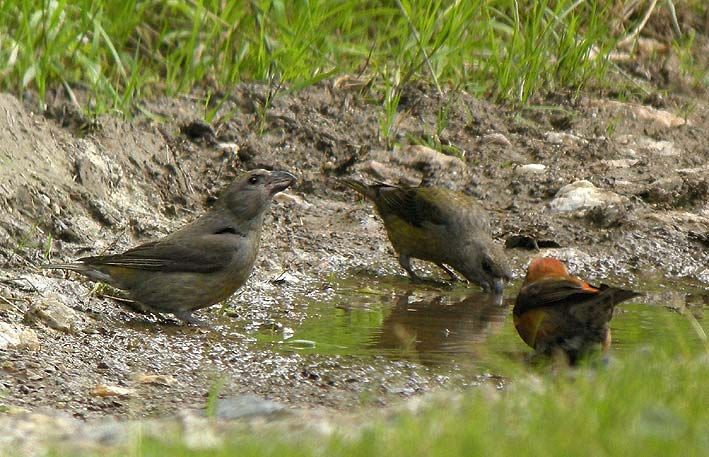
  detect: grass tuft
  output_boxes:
[1,0,631,119]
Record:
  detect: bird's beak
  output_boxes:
[491,277,504,295]
[267,171,296,194]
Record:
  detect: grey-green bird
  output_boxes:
[342,179,511,293]
[44,169,296,325]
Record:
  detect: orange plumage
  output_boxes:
[513,257,640,363]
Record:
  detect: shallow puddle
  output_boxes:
[253,273,708,373]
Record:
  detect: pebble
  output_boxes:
[273,192,312,209]
[25,294,89,334]
[514,163,546,175]
[134,374,176,386]
[481,132,512,147]
[395,145,465,171]
[601,159,639,168]
[0,322,40,351]
[544,131,588,146]
[90,384,135,398]
[638,138,680,156]
[632,105,687,129]
[550,180,627,212]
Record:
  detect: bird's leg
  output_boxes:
[398,253,421,282]
[172,310,210,327]
[436,263,460,282]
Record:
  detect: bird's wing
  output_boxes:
[376,187,447,228]
[514,278,599,315]
[78,235,239,273]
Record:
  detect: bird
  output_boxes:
[341,178,511,293]
[43,169,296,325]
[513,257,641,363]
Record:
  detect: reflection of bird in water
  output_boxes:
[372,292,510,366]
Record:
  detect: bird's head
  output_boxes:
[222,169,296,221]
[523,257,569,285]
[458,238,512,294]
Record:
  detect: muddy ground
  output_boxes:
[0,63,708,429]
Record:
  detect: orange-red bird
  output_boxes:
[513,257,640,363]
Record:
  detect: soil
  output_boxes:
[0,64,707,421]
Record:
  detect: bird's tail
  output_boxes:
[573,285,641,324]
[41,262,86,272]
[599,285,642,306]
[341,178,377,200]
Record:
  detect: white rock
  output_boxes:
[396,145,465,170]
[216,142,239,153]
[134,374,176,386]
[90,384,135,398]
[273,192,312,209]
[544,131,588,146]
[270,271,300,284]
[638,138,680,156]
[632,105,687,129]
[481,133,511,147]
[0,322,40,351]
[550,180,627,212]
[25,294,89,334]
[515,163,546,175]
[698,269,709,284]
[529,247,593,265]
[601,159,639,168]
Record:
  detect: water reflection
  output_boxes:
[254,275,708,370]
[373,292,511,366]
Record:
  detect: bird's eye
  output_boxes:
[248,176,260,185]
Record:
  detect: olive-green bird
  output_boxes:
[342,179,512,293]
[44,169,296,325]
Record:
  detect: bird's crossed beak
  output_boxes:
[491,277,504,295]
[267,171,297,194]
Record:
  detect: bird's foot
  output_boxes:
[436,263,460,282]
[172,311,211,328]
[407,275,453,289]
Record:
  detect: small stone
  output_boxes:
[25,294,88,334]
[216,142,239,154]
[396,145,465,171]
[363,160,400,182]
[544,131,588,146]
[482,133,511,147]
[90,385,135,398]
[0,322,40,351]
[514,164,546,175]
[638,138,680,157]
[600,159,639,168]
[270,272,300,285]
[273,192,311,209]
[632,105,687,129]
[550,180,627,212]
[697,269,709,284]
[134,374,176,386]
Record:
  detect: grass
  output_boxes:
[0,0,627,120]
[40,344,707,457]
